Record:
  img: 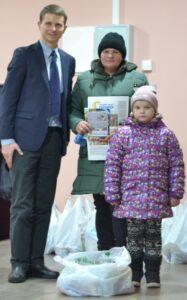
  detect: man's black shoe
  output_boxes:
[28,264,59,279]
[8,265,27,283]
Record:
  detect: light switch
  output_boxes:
[141,59,152,71]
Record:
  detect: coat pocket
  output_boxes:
[121,181,139,196]
[16,111,34,119]
[122,181,137,191]
[153,180,168,192]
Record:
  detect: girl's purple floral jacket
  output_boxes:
[104,116,185,219]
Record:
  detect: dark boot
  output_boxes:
[8,265,28,283]
[145,256,162,288]
[27,264,59,279]
[130,257,144,287]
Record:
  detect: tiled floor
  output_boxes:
[0,239,187,300]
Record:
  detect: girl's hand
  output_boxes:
[170,198,180,207]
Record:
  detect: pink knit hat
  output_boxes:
[131,85,158,112]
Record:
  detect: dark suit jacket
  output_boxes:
[0,41,75,156]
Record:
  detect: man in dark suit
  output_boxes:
[0,4,75,283]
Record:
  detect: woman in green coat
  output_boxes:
[69,32,148,250]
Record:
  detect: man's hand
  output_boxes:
[1,143,23,169]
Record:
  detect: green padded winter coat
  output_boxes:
[69,59,148,194]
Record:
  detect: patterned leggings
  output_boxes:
[127,218,162,259]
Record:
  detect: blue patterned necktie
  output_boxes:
[49,50,61,116]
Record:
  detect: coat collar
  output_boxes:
[90,59,137,76]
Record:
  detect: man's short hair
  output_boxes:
[39,4,67,24]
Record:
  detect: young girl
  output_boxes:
[104,85,185,288]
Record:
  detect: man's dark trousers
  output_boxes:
[10,128,62,267]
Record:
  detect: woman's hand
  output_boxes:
[75,121,92,134]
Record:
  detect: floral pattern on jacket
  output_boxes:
[104,117,185,219]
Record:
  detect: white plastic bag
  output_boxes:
[162,201,187,264]
[45,195,97,256]
[55,247,134,297]
[44,204,62,254]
